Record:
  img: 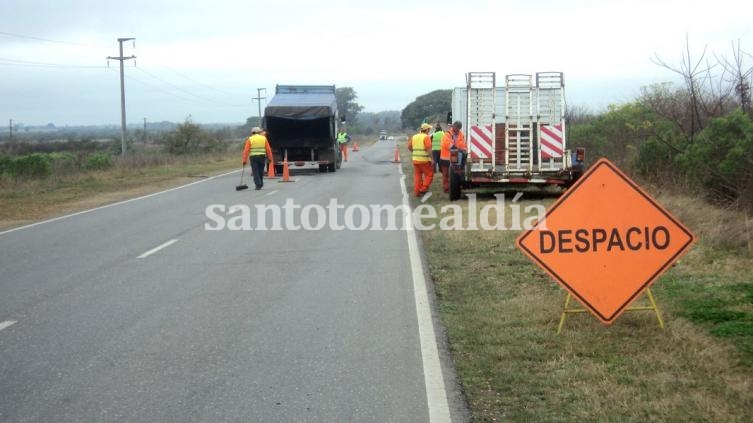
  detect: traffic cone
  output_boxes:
[265,159,278,179]
[279,151,294,183]
[392,144,401,163]
[353,142,360,152]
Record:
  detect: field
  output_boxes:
[0,150,239,230]
[400,144,753,422]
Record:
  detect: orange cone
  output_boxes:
[279,151,294,183]
[392,144,401,163]
[265,159,278,179]
[353,142,360,152]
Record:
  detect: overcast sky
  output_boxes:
[1,0,752,126]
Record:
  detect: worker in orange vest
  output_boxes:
[408,123,434,197]
[440,121,467,193]
[242,127,274,190]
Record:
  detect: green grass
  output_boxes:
[660,275,753,358]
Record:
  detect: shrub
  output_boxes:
[48,152,79,174]
[165,118,227,154]
[83,152,113,171]
[0,155,12,175]
[10,153,52,178]
[675,109,753,208]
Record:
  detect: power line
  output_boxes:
[114,69,204,103]
[105,67,249,110]
[0,57,106,69]
[134,66,249,107]
[156,64,241,98]
[135,66,217,102]
[0,30,109,49]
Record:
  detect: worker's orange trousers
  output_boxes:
[439,160,450,193]
[413,161,434,196]
[340,144,349,162]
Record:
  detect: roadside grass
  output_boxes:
[0,152,239,229]
[398,143,753,421]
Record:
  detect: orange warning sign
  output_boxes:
[516,158,696,325]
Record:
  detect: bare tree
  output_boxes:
[721,40,753,115]
[652,34,713,142]
[703,56,735,118]
[564,103,593,125]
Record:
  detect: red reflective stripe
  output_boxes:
[471,139,493,157]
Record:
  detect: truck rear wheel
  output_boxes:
[449,169,462,201]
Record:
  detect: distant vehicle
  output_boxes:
[387,136,394,141]
[379,130,388,141]
[264,85,342,172]
[447,72,585,200]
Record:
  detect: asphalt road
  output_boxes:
[0,140,465,422]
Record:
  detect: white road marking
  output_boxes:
[398,164,452,422]
[0,320,17,332]
[137,239,178,259]
[0,169,241,237]
[228,205,242,214]
[265,190,279,196]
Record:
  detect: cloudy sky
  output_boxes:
[1,0,751,126]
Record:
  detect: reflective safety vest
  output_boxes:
[337,132,349,144]
[411,134,430,162]
[431,130,444,151]
[249,134,267,156]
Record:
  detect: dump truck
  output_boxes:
[263,85,342,173]
[447,71,585,200]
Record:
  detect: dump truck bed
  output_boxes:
[263,85,340,172]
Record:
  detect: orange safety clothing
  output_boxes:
[408,133,432,163]
[413,162,434,196]
[440,161,450,193]
[439,129,467,160]
[242,134,274,163]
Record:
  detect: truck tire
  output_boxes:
[328,162,336,172]
[449,169,462,201]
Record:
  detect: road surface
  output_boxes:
[0,140,466,422]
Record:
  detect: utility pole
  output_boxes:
[143,117,147,143]
[107,38,136,157]
[252,88,266,126]
[8,119,12,142]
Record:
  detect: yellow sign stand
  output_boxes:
[556,288,665,334]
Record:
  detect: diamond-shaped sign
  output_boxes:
[516,158,696,325]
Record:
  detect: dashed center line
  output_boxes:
[0,320,17,332]
[265,190,279,196]
[137,239,178,259]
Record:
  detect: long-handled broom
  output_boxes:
[236,164,249,191]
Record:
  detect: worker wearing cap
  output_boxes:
[439,121,467,193]
[431,123,444,172]
[242,127,274,190]
[408,123,434,197]
[337,129,351,162]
